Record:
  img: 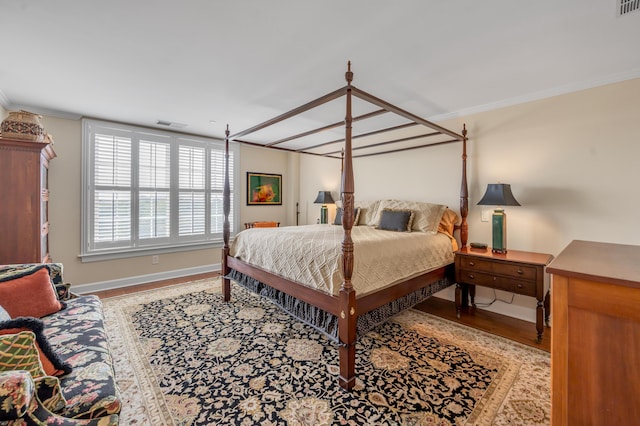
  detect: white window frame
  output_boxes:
[81,119,239,261]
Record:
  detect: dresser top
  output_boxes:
[546,240,640,288]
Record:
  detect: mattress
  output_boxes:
[229,224,455,297]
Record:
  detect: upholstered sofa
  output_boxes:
[0,263,121,425]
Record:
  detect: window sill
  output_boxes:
[79,239,233,263]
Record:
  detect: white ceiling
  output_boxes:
[1,0,639,142]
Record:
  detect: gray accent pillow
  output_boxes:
[334,207,361,226]
[377,208,415,232]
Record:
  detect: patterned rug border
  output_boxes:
[102,278,550,425]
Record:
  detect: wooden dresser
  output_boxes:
[0,137,56,263]
[547,240,640,425]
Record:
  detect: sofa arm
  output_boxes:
[0,370,35,420]
[0,371,118,426]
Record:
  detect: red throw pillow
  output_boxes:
[0,267,63,318]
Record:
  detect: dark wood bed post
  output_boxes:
[455,124,469,315]
[222,125,231,302]
[460,124,468,248]
[339,62,357,390]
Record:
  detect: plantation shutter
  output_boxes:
[82,118,239,259]
[178,144,206,236]
[139,139,171,241]
[211,149,233,234]
[93,133,132,246]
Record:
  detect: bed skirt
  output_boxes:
[225,269,453,343]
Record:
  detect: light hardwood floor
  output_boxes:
[91,272,550,352]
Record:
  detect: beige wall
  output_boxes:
[299,78,640,321]
[239,144,292,226]
[6,78,639,319]
[299,155,342,225]
[35,117,293,288]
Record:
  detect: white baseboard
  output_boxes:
[434,286,537,324]
[73,263,221,294]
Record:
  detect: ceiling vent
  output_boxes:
[618,0,640,16]
[156,120,188,129]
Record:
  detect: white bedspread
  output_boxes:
[229,224,454,297]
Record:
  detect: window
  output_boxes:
[82,119,238,260]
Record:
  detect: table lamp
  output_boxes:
[313,191,335,224]
[477,183,520,253]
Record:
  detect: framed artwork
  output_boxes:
[247,172,282,205]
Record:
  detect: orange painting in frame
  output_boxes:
[247,172,282,205]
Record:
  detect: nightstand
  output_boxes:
[455,247,554,343]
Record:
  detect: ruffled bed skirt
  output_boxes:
[225,269,453,343]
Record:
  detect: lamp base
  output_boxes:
[491,208,507,253]
[320,205,328,224]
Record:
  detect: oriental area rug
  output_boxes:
[102,278,550,425]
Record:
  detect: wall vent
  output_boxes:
[156,120,188,129]
[618,0,640,16]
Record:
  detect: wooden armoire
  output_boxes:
[0,137,56,264]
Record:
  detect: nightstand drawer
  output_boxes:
[458,269,536,297]
[458,256,537,280]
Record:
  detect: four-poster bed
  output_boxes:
[221,63,469,390]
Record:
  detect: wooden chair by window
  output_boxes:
[245,221,280,229]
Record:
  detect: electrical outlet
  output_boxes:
[481,209,491,222]
[152,255,159,265]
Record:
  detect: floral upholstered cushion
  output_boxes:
[34,375,68,414]
[0,370,35,419]
[42,295,122,419]
[0,370,118,425]
[0,263,63,286]
[55,282,74,301]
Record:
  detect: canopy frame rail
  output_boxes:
[228,83,465,158]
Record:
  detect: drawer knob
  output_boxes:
[493,276,497,281]
[517,284,523,289]
[468,274,474,280]
[517,269,524,275]
[469,261,475,266]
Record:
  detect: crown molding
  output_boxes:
[5,103,82,120]
[430,68,640,122]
